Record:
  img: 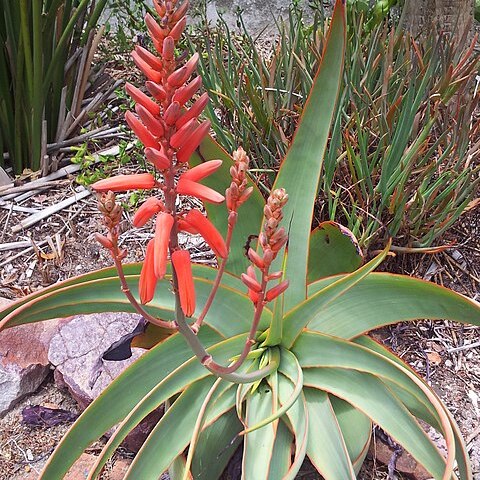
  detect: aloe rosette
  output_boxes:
[1,1,480,479]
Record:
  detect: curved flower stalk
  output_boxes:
[91,0,281,380]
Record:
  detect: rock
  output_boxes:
[48,312,145,407]
[370,436,432,480]
[0,297,64,416]
[109,457,132,479]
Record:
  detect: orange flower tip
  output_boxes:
[177,218,198,235]
[172,76,202,106]
[172,0,189,23]
[125,83,160,117]
[139,240,157,304]
[92,173,156,192]
[184,209,228,258]
[134,45,163,71]
[146,81,167,102]
[180,160,222,182]
[145,147,171,170]
[131,51,162,83]
[248,289,260,304]
[154,212,174,279]
[172,250,196,317]
[175,92,209,129]
[176,120,211,163]
[265,279,289,302]
[95,233,113,250]
[145,13,166,40]
[170,16,187,41]
[162,36,175,61]
[247,248,264,269]
[133,197,164,227]
[176,179,225,204]
[241,273,262,293]
[135,104,164,138]
[267,271,283,281]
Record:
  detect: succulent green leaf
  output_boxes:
[191,408,243,480]
[124,377,217,479]
[89,335,251,479]
[40,329,221,480]
[270,0,346,312]
[192,135,265,275]
[267,420,294,480]
[303,368,449,479]
[353,336,471,480]
[0,266,272,338]
[304,388,356,479]
[282,242,390,347]
[305,272,480,339]
[242,386,277,480]
[307,222,363,283]
[329,396,371,473]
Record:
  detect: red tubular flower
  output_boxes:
[92,173,156,192]
[172,76,202,106]
[241,271,262,293]
[146,81,167,102]
[139,239,157,304]
[125,111,159,149]
[167,53,199,87]
[169,118,198,150]
[145,13,167,42]
[134,45,163,71]
[184,209,228,258]
[131,50,162,83]
[169,16,187,41]
[154,212,174,279]
[125,83,160,116]
[265,279,289,302]
[176,120,211,163]
[162,36,175,61]
[180,160,222,182]
[145,147,171,170]
[172,0,189,22]
[133,197,164,227]
[172,250,196,317]
[135,104,164,138]
[177,218,198,235]
[247,248,264,269]
[177,178,225,204]
[164,101,181,126]
[176,93,209,129]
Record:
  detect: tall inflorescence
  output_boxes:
[92,0,227,318]
[91,1,289,376]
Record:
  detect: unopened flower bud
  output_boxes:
[95,233,113,250]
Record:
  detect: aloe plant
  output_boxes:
[1,1,479,479]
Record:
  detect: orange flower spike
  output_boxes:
[176,120,211,163]
[132,197,165,227]
[265,279,289,302]
[131,50,162,83]
[135,104,165,138]
[125,83,160,116]
[172,250,196,317]
[145,147,171,170]
[92,173,156,192]
[180,159,222,182]
[139,239,158,304]
[184,209,228,258]
[125,111,159,149]
[176,178,225,204]
[154,212,174,279]
[176,92,209,129]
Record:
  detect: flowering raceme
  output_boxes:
[91,0,230,309]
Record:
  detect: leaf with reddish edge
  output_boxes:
[267,0,346,312]
[307,222,363,282]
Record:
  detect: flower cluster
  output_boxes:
[242,188,289,304]
[92,0,228,317]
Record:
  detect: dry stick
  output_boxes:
[11,188,91,233]
[191,211,237,333]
